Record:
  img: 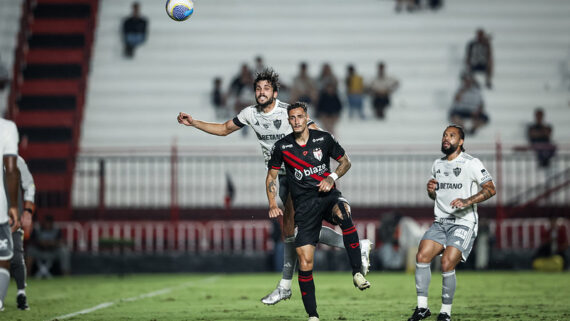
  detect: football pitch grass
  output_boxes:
[4,271,569,321]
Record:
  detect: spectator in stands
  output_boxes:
[527,107,556,168]
[345,64,365,120]
[27,215,70,277]
[449,73,489,135]
[316,82,343,135]
[317,63,338,93]
[369,62,399,120]
[228,64,255,113]
[0,54,9,91]
[290,62,318,107]
[316,64,342,135]
[254,55,265,75]
[122,2,148,58]
[465,28,493,89]
[211,77,228,119]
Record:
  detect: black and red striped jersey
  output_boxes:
[268,129,345,199]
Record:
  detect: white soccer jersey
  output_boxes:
[233,100,293,172]
[431,152,492,230]
[0,118,19,223]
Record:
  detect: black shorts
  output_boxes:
[294,189,349,247]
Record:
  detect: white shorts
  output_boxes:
[422,221,476,262]
[0,222,14,260]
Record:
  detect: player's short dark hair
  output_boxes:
[287,102,307,114]
[253,68,280,92]
[447,124,466,152]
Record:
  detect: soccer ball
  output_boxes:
[166,0,194,21]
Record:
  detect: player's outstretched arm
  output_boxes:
[450,180,496,209]
[266,169,283,218]
[427,179,438,200]
[177,112,240,136]
[317,154,351,192]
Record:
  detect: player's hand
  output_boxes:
[21,210,33,234]
[427,179,438,193]
[177,112,194,126]
[450,198,470,209]
[268,205,283,218]
[8,207,20,233]
[317,177,335,193]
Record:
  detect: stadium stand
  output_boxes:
[6,0,99,220]
[81,0,570,149]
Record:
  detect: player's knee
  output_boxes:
[333,202,351,222]
[416,251,431,264]
[440,257,457,272]
[298,258,313,271]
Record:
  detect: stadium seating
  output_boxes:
[81,0,570,149]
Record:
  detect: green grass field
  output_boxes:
[3,271,569,321]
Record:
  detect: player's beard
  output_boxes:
[441,142,459,155]
[256,95,274,108]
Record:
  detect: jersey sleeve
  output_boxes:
[470,158,493,186]
[2,121,19,156]
[233,107,250,128]
[326,133,345,161]
[430,160,438,180]
[18,156,36,202]
[267,143,283,170]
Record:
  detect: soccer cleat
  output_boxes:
[260,285,292,305]
[360,239,373,275]
[17,294,29,310]
[352,272,371,290]
[308,317,319,321]
[437,312,451,321]
[408,307,431,321]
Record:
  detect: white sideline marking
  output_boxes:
[48,276,219,320]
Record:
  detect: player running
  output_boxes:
[266,102,370,321]
[407,125,496,321]
[0,117,21,312]
[177,69,372,305]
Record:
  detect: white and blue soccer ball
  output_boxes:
[166,0,194,21]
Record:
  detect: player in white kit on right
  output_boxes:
[0,117,21,312]
[177,68,372,306]
[408,125,496,321]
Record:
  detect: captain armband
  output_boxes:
[329,173,339,181]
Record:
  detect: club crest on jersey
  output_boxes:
[273,119,282,129]
[453,167,461,177]
[294,168,303,180]
[313,148,323,161]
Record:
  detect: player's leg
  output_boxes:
[0,223,14,311]
[261,196,295,305]
[10,230,29,310]
[330,201,370,290]
[318,226,373,276]
[437,224,476,321]
[408,225,446,321]
[261,175,295,305]
[297,244,318,320]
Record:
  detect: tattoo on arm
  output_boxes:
[334,155,351,178]
[466,183,496,205]
[267,179,277,199]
